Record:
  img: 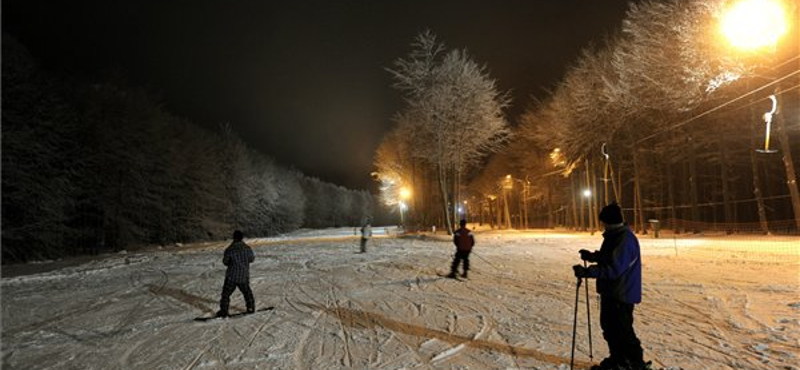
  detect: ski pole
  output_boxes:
[570,277,582,370]
[470,251,501,271]
[584,260,593,362]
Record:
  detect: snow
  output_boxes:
[2,229,798,370]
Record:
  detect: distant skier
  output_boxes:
[447,219,474,279]
[216,230,255,318]
[359,219,372,253]
[573,203,647,370]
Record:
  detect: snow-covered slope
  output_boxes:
[2,230,798,369]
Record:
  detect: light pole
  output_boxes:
[502,175,513,229]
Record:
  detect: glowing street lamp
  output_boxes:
[721,0,788,51]
[399,187,411,200]
[582,189,592,198]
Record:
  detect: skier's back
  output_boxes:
[359,219,372,253]
[574,203,646,370]
[447,219,474,279]
[217,230,255,317]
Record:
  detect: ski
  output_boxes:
[575,360,659,370]
[436,273,466,281]
[194,306,274,322]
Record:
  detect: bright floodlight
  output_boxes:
[722,0,788,50]
[399,187,411,199]
[583,189,592,198]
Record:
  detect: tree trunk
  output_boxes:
[452,166,459,227]
[487,199,494,229]
[503,188,512,229]
[547,180,554,228]
[437,164,453,235]
[571,175,579,230]
[774,93,800,230]
[496,196,502,229]
[577,174,585,231]
[688,135,700,233]
[603,157,610,205]
[633,149,646,234]
[585,159,596,234]
[749,115,770,234]
[592,160,599,232]
[719,130,733,234]
[667,161,678,234]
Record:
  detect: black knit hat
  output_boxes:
[598,203,623,224]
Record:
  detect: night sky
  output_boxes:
[3,0,636,190]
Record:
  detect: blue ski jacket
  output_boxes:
[586,224,642,304]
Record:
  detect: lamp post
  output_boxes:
[503,175,513,229]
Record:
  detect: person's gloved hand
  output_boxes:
[579,249,595,262]
[572,264,589,278]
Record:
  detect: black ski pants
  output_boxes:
[220,278,255,313]
[599,295,643,367]
[450,251,470,274]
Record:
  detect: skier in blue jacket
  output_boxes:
[217,230,255,317]
[573,203,646,370]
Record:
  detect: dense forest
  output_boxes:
[375,0,800,235]
[2,34,388,263]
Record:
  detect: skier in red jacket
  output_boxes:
[447,219,475,279]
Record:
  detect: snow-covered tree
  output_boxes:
[384,31,510,232]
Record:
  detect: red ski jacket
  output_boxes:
[453,227,475,253]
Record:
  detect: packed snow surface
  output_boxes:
[2,228,798,370]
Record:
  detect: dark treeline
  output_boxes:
[2,35,387,263]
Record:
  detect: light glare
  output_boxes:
[721,0,787,50]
